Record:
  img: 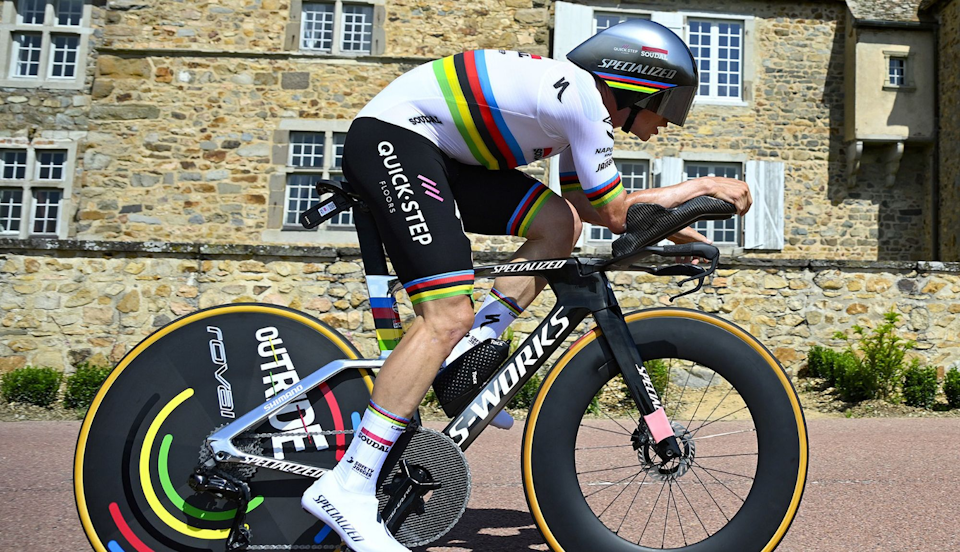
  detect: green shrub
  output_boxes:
[901,360,939,409]
[806,345,840,383]
[834,309,913,400]
[834,351,877,403]
[0,366,63,408]
[63,363,112,410]
[646,359,670,400]
[944,369,960,409]
[507,373,542,410]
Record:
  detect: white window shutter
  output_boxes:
[744,160,785,250]
[651,12,685,41]
[656,156,684,188]
[554,1,594,59]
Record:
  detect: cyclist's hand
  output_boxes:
[694,177,752,215]
[667,226,711,264]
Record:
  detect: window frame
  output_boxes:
[682,159,744,247]
[0,137,76,239]
[686,16,747,105]
[264,120,358,245]
[287,0,385,57]
[583,155,653,245]
[0,0,91,89]
[883,51,915,92]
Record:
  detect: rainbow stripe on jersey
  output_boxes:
[559,171,624,208]
[433,51,529,170]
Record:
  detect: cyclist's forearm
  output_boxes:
[625,179,711,210]
[563,190,605,227]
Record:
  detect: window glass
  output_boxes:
[341,4,373,53]
[301,3,335,52]
[686,163,741,244]
[0,188,24,234]
[32,189,62,234]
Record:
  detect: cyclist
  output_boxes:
[302,19,752,551]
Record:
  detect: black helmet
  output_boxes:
[567,19,699,127]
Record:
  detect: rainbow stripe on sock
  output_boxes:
[367,400,410,428]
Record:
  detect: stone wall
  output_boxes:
[935,0,960,260]
[2,240,958,377]
[63,0,933,262]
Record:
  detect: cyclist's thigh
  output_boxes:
[343,118,474,306]
[450,165,568,239]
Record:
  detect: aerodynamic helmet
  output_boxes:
[567,19,699,128]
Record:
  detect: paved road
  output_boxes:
[2,418,959,551]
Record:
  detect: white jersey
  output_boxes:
[358,50,624,208]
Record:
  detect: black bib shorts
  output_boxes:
[342,117,556,306]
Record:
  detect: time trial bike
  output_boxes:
[75,180,807,552]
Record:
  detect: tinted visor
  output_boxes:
[634,86,697,126]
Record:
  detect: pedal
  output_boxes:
[381,460,441,534]
[432,338,510,417]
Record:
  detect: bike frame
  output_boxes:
[206,255,678,474]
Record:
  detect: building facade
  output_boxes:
[1,0,958,375]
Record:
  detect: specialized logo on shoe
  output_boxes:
[359,427,394,452]
[313,495,364,542]
[351,461,375,480]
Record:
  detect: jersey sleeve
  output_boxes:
[539,66,624,209]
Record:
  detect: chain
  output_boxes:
[247,545,342,550]
[242,429,354,441]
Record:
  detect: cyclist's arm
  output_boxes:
[624,177,753,215]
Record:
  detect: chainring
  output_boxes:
[376,426,471,548]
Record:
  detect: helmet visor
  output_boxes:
[634,86,697,127]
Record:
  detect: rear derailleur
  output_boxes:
[188,465,252,552]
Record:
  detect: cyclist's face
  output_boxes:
[629,109,669,141]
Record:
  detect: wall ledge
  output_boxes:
[1,238,958,274]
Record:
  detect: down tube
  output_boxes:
[442,304,591,451]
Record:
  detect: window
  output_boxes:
[688,19,743,100]
[0,141,74,238]
[594,11,649,34]
[294,1,382,56]
[0,0,89,88]
[888,58,905,86]
[685,162,741,245]
[284,131,350,228]
[587,160,650,242]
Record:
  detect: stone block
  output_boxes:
[117,291,141,313]
[98,56,151,78]
[90,105,161,120]
[281,72,310,89]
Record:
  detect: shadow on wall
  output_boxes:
[825,28,936,262]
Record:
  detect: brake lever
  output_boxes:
[643,243,720,302]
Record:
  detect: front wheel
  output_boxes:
[523,308,808,552]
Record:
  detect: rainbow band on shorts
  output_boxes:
[404,270,475,306]
[507,183,553,237]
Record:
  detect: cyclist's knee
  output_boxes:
[418,296,474,348]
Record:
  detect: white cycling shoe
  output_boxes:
[301,474,409,552]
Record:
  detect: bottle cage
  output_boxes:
[299,179,366,229]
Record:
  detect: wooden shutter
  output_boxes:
[744,160,785,250]
[553,2,594,59]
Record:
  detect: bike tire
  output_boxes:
[522,308,808,552]
[75,303,374,552]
